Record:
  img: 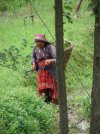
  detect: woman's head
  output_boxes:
[35,41,45,48]
[34,34,49,48]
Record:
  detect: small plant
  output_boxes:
[82,95,91,118]
[0,39,32,71]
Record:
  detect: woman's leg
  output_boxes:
[43,89,53,103]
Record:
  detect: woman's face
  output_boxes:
[35,41,45,48]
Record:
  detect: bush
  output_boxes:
[0,88,58,134]
[0,1,8,13]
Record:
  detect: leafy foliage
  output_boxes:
[0,89,58,134]
[0,39,32,71]
[87,1,97,11]
[0,1,8,12]
[63,1,73,24]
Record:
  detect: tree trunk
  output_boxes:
[29,2,34,23]
[75,0,83,14]
[90,1,100,134]
[55,0,68,134]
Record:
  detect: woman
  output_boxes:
[32,34,58,104]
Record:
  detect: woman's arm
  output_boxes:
[45,45,56,65]
[32,46,37,70]
[48,45,56,60]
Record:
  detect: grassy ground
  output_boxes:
[0,0,94,133]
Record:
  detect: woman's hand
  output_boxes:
[45,59,55,65]
[32,63,36,71]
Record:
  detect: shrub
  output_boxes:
[0,88,58,134]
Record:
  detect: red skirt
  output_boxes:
[37,60,58,103]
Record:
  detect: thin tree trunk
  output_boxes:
[75,0,83,14]
[29,2,34,23]
[55,0,68,134]
[90,1,100,134]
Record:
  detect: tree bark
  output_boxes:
[90,1,100,134]
[55,0,68,134]
[75,0,83,14]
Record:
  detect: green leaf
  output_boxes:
[64,5,72,11]
[87,2,97,11]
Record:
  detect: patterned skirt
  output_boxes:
[37,60,58,103]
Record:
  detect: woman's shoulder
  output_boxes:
[47,44,56,49]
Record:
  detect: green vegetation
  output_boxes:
[0,0,94,133]
[0,88,58,134]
